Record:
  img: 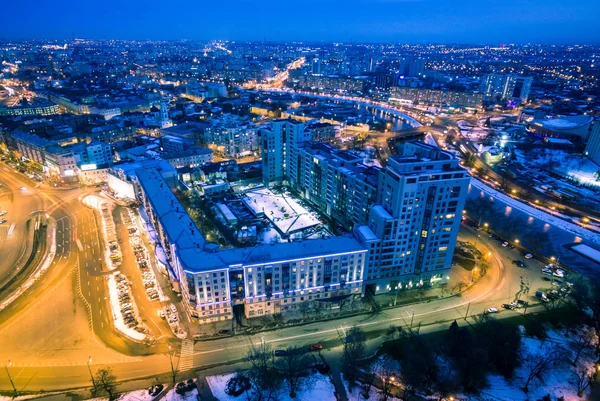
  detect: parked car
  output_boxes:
[501,241,509,247]
[310,344,323,351]
[0,210,7,216]
[274,350,288,356]
[512,260,526,268]
[524,253,533,259]
[501,303,514,310]
[487,308,498,313]
[0,218,7,224]
[516,300,528,308]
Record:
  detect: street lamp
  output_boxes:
[514,239,520,245]
[87,356,96,392]
[5,359,18,397]
[168,344,176,388]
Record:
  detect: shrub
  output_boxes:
[226,374,251,397]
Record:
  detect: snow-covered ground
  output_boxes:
[473,327,598,401]
[343,377,402,401]
[207,371,336,401]
[514,148,600,190]
[82,386,164,401]
[163,385,198,401]
[470,178,600,244]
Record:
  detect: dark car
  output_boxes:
[516,300,528,308]
[310,344,323,351]
[501,303,514,310]
[512,260,526,268]
[149,384,164,396]
[274,350,288,356]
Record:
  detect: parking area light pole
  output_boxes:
[5,360,18,397]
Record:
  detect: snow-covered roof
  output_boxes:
[533,115,593,130]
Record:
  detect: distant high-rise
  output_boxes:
[480,73,532,104]
[399,57,425,77]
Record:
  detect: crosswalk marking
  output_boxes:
[178,339,195,371]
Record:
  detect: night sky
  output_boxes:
[3,0,600,43]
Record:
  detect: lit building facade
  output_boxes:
[354,142,470,293]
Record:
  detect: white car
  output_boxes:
[0,218,6,224]
[487,308,498,313]
[524,253,533,259]
[501,241,509,247]
[19,187,26,191]
[0,210,6,216]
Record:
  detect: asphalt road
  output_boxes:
[0,166,46,289]
[0,221,550,392]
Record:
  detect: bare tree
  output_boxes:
[570,327,597,366]
[342,326,366,388]
[95,367,118,400]
[572,366,594,397]
[246,342,281,401]
[375,355,399,401]
[275,346,310,398]
[521,350,562,393]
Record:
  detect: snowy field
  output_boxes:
[207,372,336,401]
[514,149,600,190]
[471,327,598,401]
[243,187,321,236]
[343,376,402,401]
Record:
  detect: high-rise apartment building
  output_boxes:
[584,120,600,165]
[261,119,310,186]
[399,57,425,77]
[480,73,532,103]
[354,142,470,293]
[290,142,379,230]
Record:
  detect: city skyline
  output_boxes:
[2,0,600,44]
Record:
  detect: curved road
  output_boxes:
[0,218,549,391]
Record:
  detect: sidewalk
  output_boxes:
[196,375,215,401]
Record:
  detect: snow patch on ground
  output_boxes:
[207,371,336,401]
[343,376,401,401]
[471,328,598,401]
[163,386,198,401]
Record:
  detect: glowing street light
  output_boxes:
[5,359,18,397]
[87,356,97,392]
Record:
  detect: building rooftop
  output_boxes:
[533,115,593,131]
[136,168,207,253]
[137,168,366,274]
[178,235,366,272]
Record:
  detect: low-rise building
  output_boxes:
[204,114,259,158]
[136,168,367,324]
